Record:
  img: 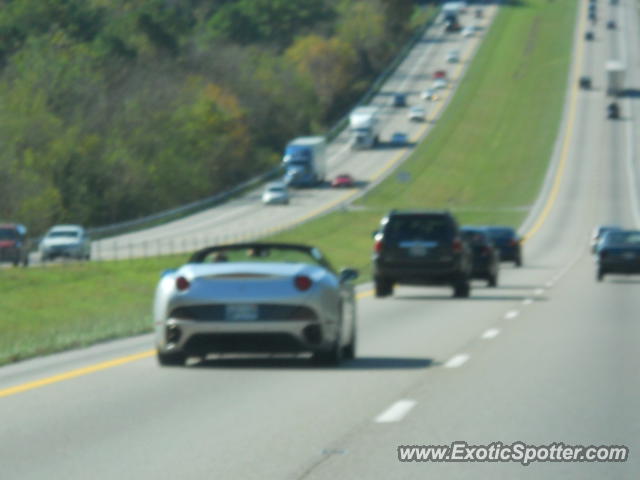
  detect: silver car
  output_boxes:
[40,224,91,261]
[153,243,359,366]
[262,182,290,205]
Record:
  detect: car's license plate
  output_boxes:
[226,304,258,321]
[409,245,427,256]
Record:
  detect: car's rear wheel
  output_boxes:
[515,256,522,267]
[487,272,498,287]
[597,269,605,282]
[374,277,393,298]
[342,322,356,360]
[157,350,187,367]
[453,277,471,298]
[312,341,342,366]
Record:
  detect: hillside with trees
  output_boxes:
[0,0,428,233]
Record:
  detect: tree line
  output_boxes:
[0,0,428,233]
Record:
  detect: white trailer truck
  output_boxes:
[349,106,380,150]
[282,136,327,188]
[606,60,625,96]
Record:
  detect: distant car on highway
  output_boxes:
[392,93,407,107]
[607,20,616,29]
[153,242,359,366]
[591,225,623,253]
[421,88,439,101]
[408,105,426,122]
[461,227,500,287]
[579,76,592,89]
[585,31,594,41]
[596,230,640,281]
[331,173,355,188]
[433,69,447,79]
[40,224,91,261]
[0,223,29,267]
[433,78,448,90]
[484,226,522,266]
[608,102,620,119]
[372,210,472,298]
[262,182,289,205]
[390,132,409,145]
[462,26,475,37]
[446,49,460,63]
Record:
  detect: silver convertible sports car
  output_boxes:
[153,243,359,366]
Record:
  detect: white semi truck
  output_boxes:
[349,106,380,149]
[282,136,327,188]
[606,60,625,96]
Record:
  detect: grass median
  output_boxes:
[0,0,578,366]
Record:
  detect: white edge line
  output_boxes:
[374,399,417,423]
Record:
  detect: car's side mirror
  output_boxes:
[339,268,359,283]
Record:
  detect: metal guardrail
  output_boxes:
[88,7,441,240]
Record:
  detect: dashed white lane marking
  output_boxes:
[504,310,520,320]
[481,328,500,340]
[522,298,533,305]
[444,353,470,368]
[374,399,417,423]
[534,289,545,296]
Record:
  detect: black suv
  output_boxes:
[0,223,30,267]
[372,210,472,298]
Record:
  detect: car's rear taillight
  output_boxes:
[294,275,312,291]
[176,276,190,291]
[374,239,383,253]
[452,239,463,253]
[510,239,519,246]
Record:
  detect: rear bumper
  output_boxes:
[599,259,640,274]
[496,246,520,262]
[373,260,464,285]
[155,318,335,355]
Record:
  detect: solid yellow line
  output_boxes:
[357,289,374,299]
[0,350,154,399]
[521,0,585,242]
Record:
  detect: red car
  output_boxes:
[433,70,447,79]
[0,223,30,267]
[332,174,355,188]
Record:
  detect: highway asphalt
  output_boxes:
[2,1,640,479]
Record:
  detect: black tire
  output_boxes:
[22,256,29,267]
[157,350,187,367]
[487,272,498,287]
[453,278,471,298]
[12,258,19,267]
[597,269,605,282]
[312,342,343,366]
[374,277,393,298]
[342,322,356,360]
[515,256,522,267]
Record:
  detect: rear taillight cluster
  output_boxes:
[374,239,383,253]
[294,275,313,291]
[452,239,463,253]
[176,276,190,291]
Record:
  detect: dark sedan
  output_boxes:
[484,226,522,267]
[597,230,640,281]
[461,227,500,287]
